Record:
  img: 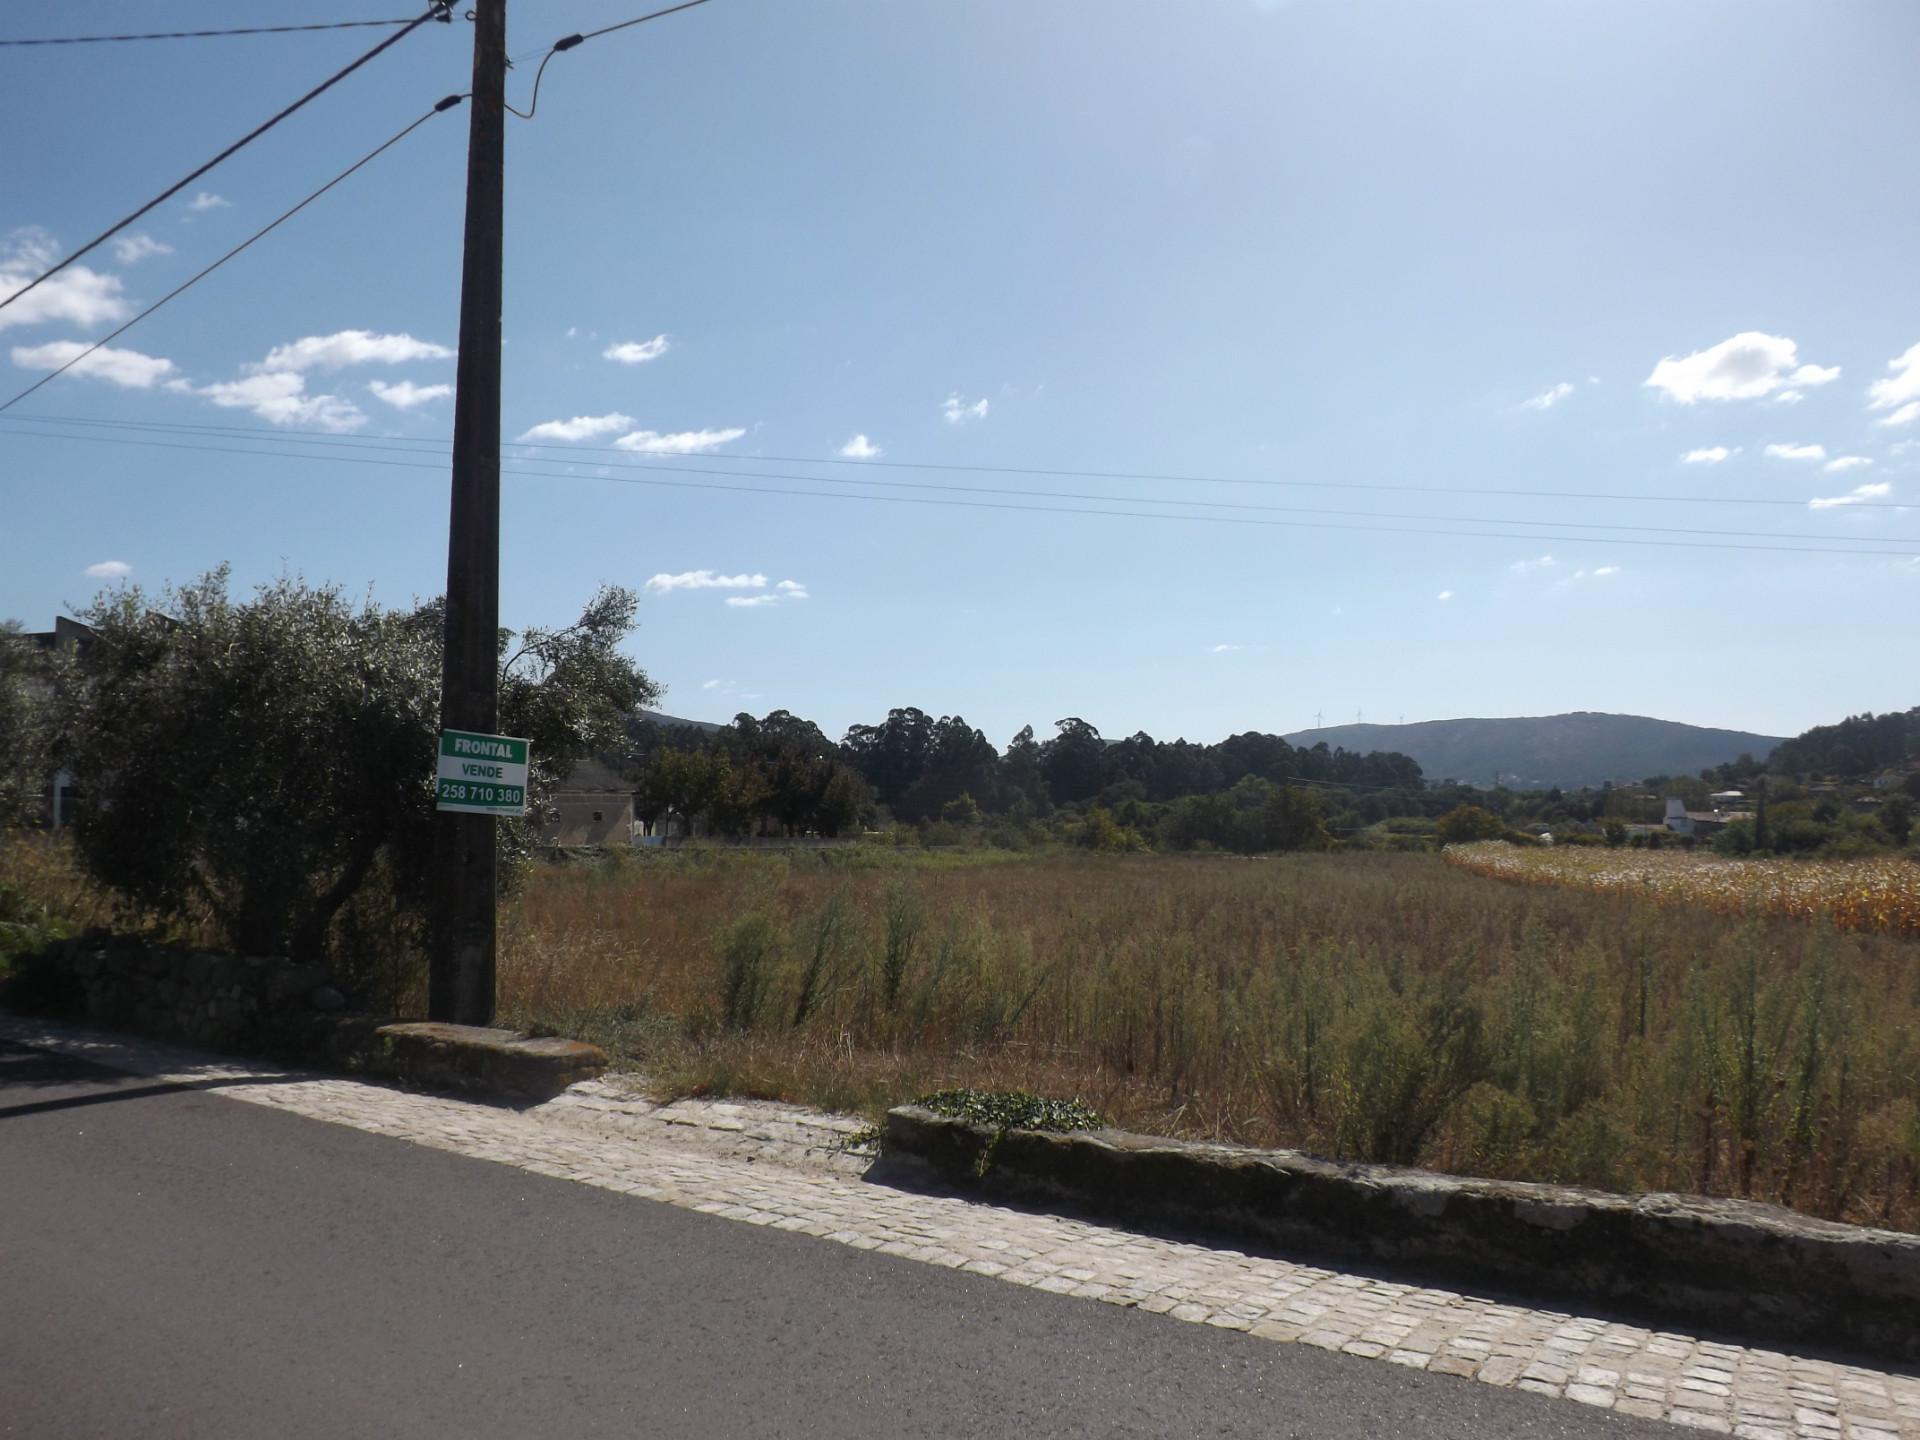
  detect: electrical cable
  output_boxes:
[0,408,1895,512]
[0,98,467,417]
[0,421,1907,558]
[506,0,713,119]
[0,4,451,318]
[4,412,1913,548]
[0,18,431,47]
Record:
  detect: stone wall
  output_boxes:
[5,934,607,1100]
[13,932,352,1056]
[885,1104,1920,1363]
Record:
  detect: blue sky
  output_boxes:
[3,0,1917,746]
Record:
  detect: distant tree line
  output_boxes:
[1766,708,1918,779]
[625,707,1428,853]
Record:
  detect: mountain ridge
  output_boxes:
[1281,711,1783,790]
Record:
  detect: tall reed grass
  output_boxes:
[497,849,1920,1231]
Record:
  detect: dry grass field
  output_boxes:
[495,847,1920,1231]
[7,834,1916,1230]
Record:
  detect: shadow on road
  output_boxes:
[0,1040,301,1121]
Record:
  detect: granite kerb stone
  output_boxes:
[367,1022,606,1102]
[883,1104,1920,1362]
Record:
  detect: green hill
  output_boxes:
[1282,712,1782,790]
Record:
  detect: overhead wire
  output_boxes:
[4,412,1915,548]
[0,3,452,318]
[0,19,431,47]
[0,407,1897,512]
[506,0,713,119]
[0,97,468,417]
[0,420,1907,558]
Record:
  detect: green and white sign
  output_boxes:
[435,729,530,815]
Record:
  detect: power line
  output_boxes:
[506,0,714,120]
[584,447,1915,512]
[3,409,1904,517]
[6,413,1915,548]
[0,4,451,319]
[2,420,1908,558]
[0,98,467,417]
[0,19,430,47]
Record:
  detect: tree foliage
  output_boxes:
[1769,708,1918,779]
[1436,804,1508,846]
[0,623,56,827]
[60,570,655,960]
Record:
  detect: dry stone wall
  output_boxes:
[15,932,354,1056]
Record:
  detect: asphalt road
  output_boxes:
[0,1039,1679,1439]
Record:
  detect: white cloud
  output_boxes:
[1809,481,1892,510]
[1681,445,1735,465]
[186,192,230,212]
[259,330,452,373]
[646,572,810,609]
[1772,390,1805,406]
[368,379,453,410]
[1521,381,1574,411]
[602,335,670,365]
[1509,554,1556,576]
[1789,363,1840,387]
[645,570,768,594]
[11,340,175,388]
[0,231,130,333]
[1823,455,1873,474]
[1867,344,1920,426]
[838,433,882,459]
[1764,442,1826,462]
[110,232,172,264]
[1644,331,1830,404]
[517,412,634,442]
[1565,565,1622,584]
[613,426,746,455]
[171,331,447,429]
[1210,643,1243,653]
[194,371,365,431]
[84,560,131,579]
[942,392,990,424]
[701,679,724,690]
[1436,590,1454,601]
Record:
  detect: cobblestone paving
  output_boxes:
[8,1016,1919,1439]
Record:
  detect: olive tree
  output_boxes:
[62,569,656,960]
[0,623,57,827]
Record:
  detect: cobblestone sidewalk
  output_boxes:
[6,1016,1917,1439]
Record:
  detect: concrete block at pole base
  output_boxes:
[371,1021,605,1101]
[882,1105,1920,1363]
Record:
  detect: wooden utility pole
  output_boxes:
[429,0,507,1025]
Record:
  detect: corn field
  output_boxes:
[1445,842,1920,939]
